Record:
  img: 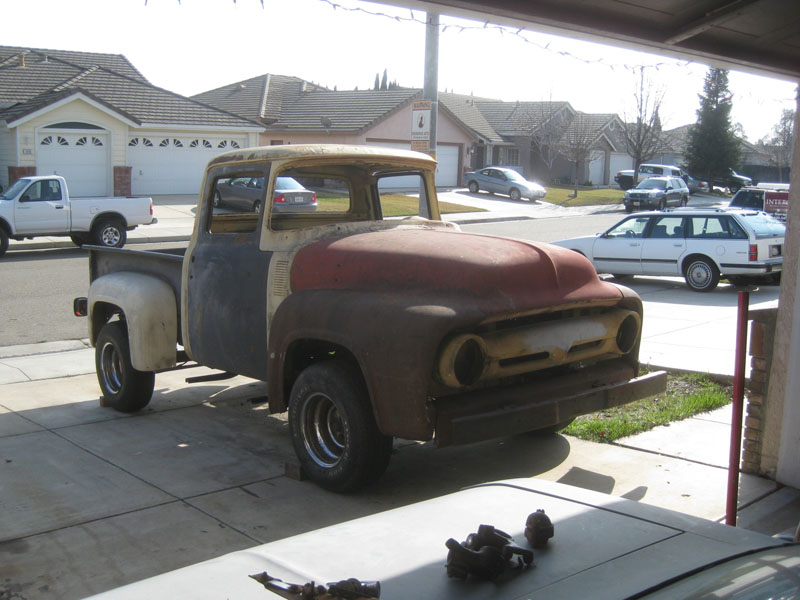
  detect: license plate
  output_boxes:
[290,195,302,204]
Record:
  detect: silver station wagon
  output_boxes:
[552,208,784,291]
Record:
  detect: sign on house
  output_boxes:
[411,101,431,152]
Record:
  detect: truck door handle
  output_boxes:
[55,205,65,209]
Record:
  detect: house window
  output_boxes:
[190,139,199,148]
[203,140,212,148]
[57,136,68,146]
[173,139,183,148]
[218,140,228,149]
[503,148,520,166]
[159,139,169,147]
[76,137,88,146]
[128,138,139,147]
[230,140,240,148]
[40,136,53,145]
[92,137,103,146]
[143,138,153,147]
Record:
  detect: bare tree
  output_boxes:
[506,98,572,183]
[622,66,668,171]
[758,108,795,181]
[557,113,603,197]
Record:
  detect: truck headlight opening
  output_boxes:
[438,334,487,388]
[616,313,640,354]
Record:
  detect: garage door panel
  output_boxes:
[367,141,460,187]
[37,132,108,197]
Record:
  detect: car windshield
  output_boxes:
[637,179,667,190]
[739,213,786,238]
[504,170,526,182]
[275,176,304,190]
[0,178,31,200]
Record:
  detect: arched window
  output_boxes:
[128,138,139,147]
[92,137,103,146]
[57,136,68,146]
[159,139,169,147]
[76,137,88,146]
[40,136,53,145]
[173,139,183,148]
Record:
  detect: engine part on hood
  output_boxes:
[249,572,380,599]
[525,509,555,548]
[445,524,534,580]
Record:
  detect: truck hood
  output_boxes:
[290,228,622,314]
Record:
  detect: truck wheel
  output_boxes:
[93,218,127,248]
[95,320,155,413]
[0,228,8,257]
[289,360,393,492]
[684,257,719,292]
[468,181,479,194]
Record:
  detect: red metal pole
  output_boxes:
[726,290,750,526]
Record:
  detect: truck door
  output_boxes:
[14,179,70,234]
[184,166,270,380]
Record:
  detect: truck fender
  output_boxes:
[89,272,177,372]
[90,211,128,230]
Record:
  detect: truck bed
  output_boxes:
[89,246,185,321]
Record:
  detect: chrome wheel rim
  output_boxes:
[101,226,121,246]
[99,341,123,394]
[300,393,345,468]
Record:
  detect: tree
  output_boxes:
[557,113,603,197]
[373,73,380,90]
[622,66,668,172]
[758,108,795,181]
[684,68,741,183]
[380,68,388,91]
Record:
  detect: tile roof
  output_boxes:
[267,88,422,132]
[438,92,504,143]
[192,74,327,123]
[475,100,573,136]
[0,46,261,129]
[561,112,620,144]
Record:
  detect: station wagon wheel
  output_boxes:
[95,320,155,412]
[510,188,522,201]
[684,257,719,292]
[468,181,479,194]
[92,217,127,248]
[289,360,393,492]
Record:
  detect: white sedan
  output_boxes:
[552,209,784,291]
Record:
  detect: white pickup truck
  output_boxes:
[0,175,156,256]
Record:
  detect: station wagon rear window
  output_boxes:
[739,213,787,238]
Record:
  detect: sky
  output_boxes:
[4,0,797,142]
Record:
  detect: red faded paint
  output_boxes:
[291,229,620,313]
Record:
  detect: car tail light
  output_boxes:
[274,194,286,203]
[150,200,154,216]
[749,244,758,261]
[312,192,317,202]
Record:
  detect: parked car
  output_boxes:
[712,168,754,193]
[463,167,546,201]
[0,175,156,256]
[213,176,317,213]
[684,173,710,194]
[614,164,686,191]
[86,478,800,600]
[552,208,784,291]
[624,176,689,212]
[729,186,790,221]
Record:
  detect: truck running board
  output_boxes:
[185,371,237,384]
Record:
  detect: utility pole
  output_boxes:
[419,11,439,217]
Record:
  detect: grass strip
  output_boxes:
[316,192,486,216]
[563,372,731,443]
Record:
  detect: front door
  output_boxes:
[592,215,650,275]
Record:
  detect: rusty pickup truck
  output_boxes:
[74,145,665,491]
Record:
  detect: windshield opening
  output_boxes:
[0,178,31,200]
[637,179,667,190]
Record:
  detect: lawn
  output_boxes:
[544,186,626,207]
[563,372,731,443]
[316,192,486,216]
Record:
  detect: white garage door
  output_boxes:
[367,141,460,188]
[589,154,605,186]
[37,131,109,196]
[128,136,247,195]
[610,153,633,177]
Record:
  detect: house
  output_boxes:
[194,76,491,187]
[0,46,263,196]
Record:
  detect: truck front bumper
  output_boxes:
[433,360,666,447]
